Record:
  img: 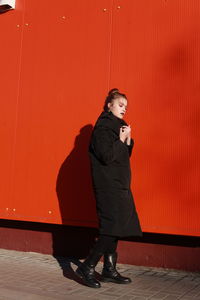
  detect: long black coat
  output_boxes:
[89,111,142,237]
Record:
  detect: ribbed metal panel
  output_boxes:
[0,0,199,236]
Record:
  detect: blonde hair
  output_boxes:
[103,88,127,111]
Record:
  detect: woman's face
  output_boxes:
[107,97,127,119]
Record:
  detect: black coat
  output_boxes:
[89,111,142,237]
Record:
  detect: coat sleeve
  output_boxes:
[90,127,125,165]
[126,138,134,157]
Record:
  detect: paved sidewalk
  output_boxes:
[0,249,199,300]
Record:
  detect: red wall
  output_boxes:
[0,0,200,236]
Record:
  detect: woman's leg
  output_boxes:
[92,234,118,254]
[102,238,132,284]
[76,234,117,288]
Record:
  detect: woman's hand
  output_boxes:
[119,125,131,144]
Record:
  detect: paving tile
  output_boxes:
[131,297,148,300]
[163,295,181,300]
[126,291,155,298]
[148,293,169,299]
[0,249,199,300]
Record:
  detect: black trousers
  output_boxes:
[92,234,118,255]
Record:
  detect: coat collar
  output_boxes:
[95,111,128,135]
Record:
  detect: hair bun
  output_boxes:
[108,88,119,96]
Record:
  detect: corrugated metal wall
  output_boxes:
[0,0,199,236]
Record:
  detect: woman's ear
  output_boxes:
[107,102,111,110]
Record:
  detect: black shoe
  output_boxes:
[76,263,101,288]
[76,251,103,288]
[101,252,131,284]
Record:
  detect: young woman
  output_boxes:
[76,89,142,288]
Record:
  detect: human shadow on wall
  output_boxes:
[53,124,99,284]
[53,124,98,267]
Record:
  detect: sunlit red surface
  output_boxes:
[0,0,199,236]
